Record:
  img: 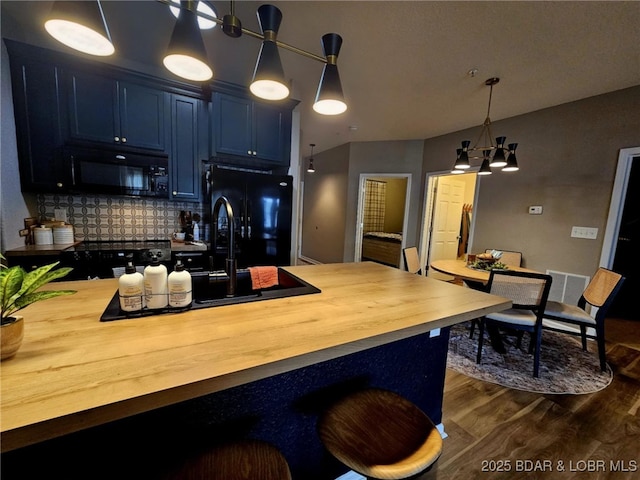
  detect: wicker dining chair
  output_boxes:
[542,267,625,371]
[484,249,522,267]
[476,270,553,378]
[402,247,421,275]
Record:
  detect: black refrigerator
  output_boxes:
[204,165,293,269]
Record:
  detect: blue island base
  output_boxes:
[2,328,451,479]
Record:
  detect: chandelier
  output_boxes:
[43,0,347,116]
[452,77,519,175]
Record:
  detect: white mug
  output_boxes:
[173,232,186,241]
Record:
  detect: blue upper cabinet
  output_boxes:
[7,48,70,193]
[67,70,169,152]
[212,92,294,170]
[169,93,207,202]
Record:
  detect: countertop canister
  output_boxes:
[52,225,74,244]
[33,227,53,245]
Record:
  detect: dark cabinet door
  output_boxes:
[212,92,292,168]
[67,70,118,145]
[169,94,201,202]
[119,82,169,151]
[68,71,168,151]
[214,93,253,158]
[253,102,290,163]
[9,57,70,192]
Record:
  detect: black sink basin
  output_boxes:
[100,268,320,321]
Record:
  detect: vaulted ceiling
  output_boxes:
[2,1,639,155]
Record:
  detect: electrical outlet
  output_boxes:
[528,205,543,215]
[571,226,598,239]
[54,208,68,223]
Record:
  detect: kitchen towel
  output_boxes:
[249,266,279,290]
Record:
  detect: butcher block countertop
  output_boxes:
[3,241,81,256]
[0,262,510,452]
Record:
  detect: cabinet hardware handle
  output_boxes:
[56,182,63,188]
[121,137,127,143]
[116,154,126,160]
[114,136,120,142]
[172,191,178,196]
[247,150,252,155]
[252,151,257,156]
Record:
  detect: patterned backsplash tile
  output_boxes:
[38,194,204,241]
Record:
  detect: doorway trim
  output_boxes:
[600,147,640,268]
[419,168,480,276]
[354,173,412,263]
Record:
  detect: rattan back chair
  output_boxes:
[477,270,552,377]
[542,267,625,371]
[403,246,421,275]
[484,249,522,267]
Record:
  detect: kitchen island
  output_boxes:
[1,262,510,478]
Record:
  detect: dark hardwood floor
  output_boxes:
[419,318,640,480]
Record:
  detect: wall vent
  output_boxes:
[545,270,593,336]
[546,270,590,305]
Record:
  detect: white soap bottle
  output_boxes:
[192,221,200,241]
[144,256,168,309]
[168,260,192,308]
[119,262,145,312]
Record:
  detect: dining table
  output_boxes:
[429,259,539,285]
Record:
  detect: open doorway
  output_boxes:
[600,147,640,319]
[419,171,479,279]
[354,174,411,268]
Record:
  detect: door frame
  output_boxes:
[419,168,480,276]
[354,173,412,263]
[600,147,640,267]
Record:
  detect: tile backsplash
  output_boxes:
[38,194,204,241]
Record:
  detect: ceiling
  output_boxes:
[2,1,639,156]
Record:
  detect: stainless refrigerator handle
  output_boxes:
[70,154,76,186]
[204,170,211,197]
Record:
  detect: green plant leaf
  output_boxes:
[1,267,24,319]
[19,262,72,297]
[14,290,76,311]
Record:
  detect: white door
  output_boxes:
[428,177,465,280]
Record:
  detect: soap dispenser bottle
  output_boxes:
[192,221,200,242]
[168,260,192,308]
[119,261,145,312]
[144,255,168,309]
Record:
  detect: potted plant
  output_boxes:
[1,254,76,360]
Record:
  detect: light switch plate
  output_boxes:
[571,226,598,239]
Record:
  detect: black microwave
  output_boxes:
[64,146,169,198]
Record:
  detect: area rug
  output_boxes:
[447,322,613,394]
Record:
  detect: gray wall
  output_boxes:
[301,140,424,263]
[301,144,350,263]
[301,86,640,275]
[421,86,640,277]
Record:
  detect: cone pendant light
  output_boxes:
[163,0,213,82]
[44,0,114,56]
[250,5,289,101]
[313,33,347,115]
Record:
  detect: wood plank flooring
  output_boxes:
[419,318,640,480]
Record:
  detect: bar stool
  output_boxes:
[318,388,443,479]
[168,440,292,480]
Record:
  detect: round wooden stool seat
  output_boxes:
[171,440,291,480]
[318,389,443,479]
